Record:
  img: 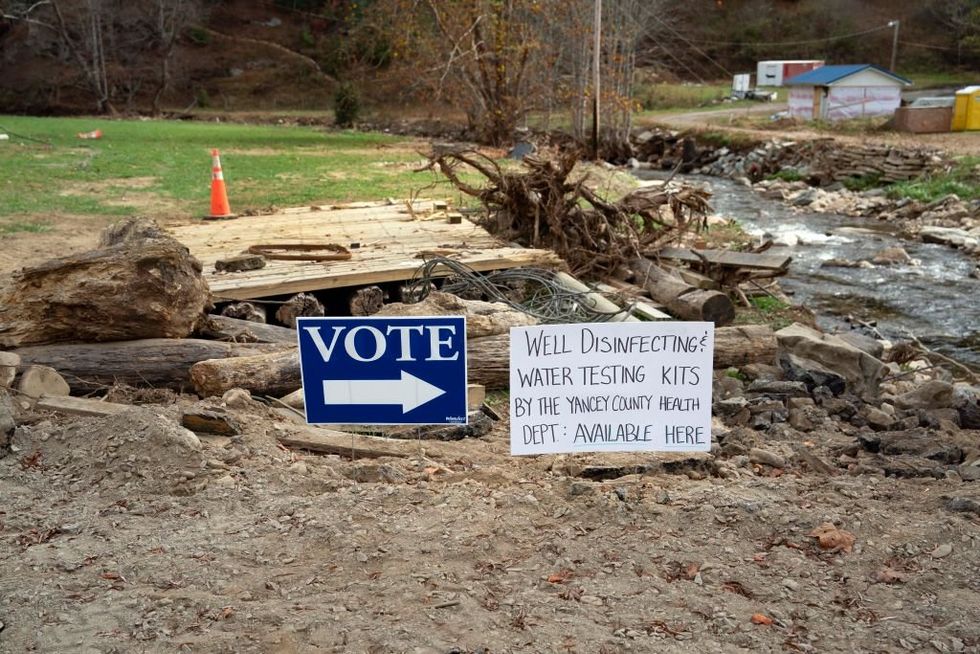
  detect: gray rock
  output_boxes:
[776,323,885,397]
[836,333,885,359]
[746,380,809,398]
[0,351,19,388]
[780,352,846,395]
[957,465,980,482]
[788,408,815,432]
[952,387,980,429]
[920,226,978,249]
[946,497,980,514]
[859,429,963,465]
[715,396,749,416]
[871,247,912,266]
[749,447,786,468]
[895,380,954,411]
[791,188,818,206]
[0,389,14,448]
[862,406,896,431]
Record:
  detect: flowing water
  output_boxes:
[636,173,980,368]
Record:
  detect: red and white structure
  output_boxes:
[756,60,824,87]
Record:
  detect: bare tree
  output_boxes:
[1,0,202,113]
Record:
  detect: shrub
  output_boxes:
[333,82,360,127]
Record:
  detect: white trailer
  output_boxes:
[756,60,824,87]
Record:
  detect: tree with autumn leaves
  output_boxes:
[360,0,661,147]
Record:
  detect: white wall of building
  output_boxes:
[788,86,816,119]
[825,86,902,120]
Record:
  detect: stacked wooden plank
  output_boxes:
[168,200,562,301]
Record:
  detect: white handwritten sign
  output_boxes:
[509,322,714,455]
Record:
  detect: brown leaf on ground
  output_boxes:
[547,570,573,584]
[808,523,855,553]
[751,613,774,625]
[874,567,908,584]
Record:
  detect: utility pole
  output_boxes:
[592,0,601,160]
[888,19,900,72]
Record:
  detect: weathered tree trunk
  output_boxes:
[191,350,300,398]
[14,339,286,393]
[190,331,516,398]
[713,325,778,368]
[187,322,776,398]
[276,293,324,328]
[0,219,211,348]
[376,292,536,338]
[631,258,735,326]
[348,286,385,316]
[198,315,298,345]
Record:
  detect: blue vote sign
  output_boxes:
[296,316,468,425]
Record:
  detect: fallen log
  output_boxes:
[376,292,536,337]
[189,322,774,398]
[191,350,300,398]
[198,315,298,345]
[15,339,287,392]
[631,257,735,325]
[189,332,514,397]
[349,286,385,316]
[713,324,778,368]
[0,218,211,348]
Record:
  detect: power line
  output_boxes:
[651,15,733,77]
[679,24,892,48]
[898,39,960,51]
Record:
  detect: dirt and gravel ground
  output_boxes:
[1,395,979,654]
[645,105,980,156]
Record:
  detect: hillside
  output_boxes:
[0,0,976,116]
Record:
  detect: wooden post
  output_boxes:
[592,0,601,160]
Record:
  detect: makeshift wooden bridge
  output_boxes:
[169,200,561,301]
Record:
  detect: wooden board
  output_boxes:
[278,426,460,460]
[594,283,672,320]
[168,201,561,300]
[36,395,131,418]
[651,247,792,271]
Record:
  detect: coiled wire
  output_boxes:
[406,256,632,324]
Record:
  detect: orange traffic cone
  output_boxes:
[206,149,236,220]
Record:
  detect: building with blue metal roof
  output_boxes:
[785,64,912,121]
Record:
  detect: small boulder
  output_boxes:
[749,447,786,468]
[862,405,896,431]
[895,380,954,411]
[0,389,15,447]
[16,365,70,399]
[871,247,912,266]
[780,352,846,395]
[0,351,19,388]
[836,332,885,359]
[776,323,885,397]
[953,386,980,430]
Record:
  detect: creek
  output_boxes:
[636,173,980,368]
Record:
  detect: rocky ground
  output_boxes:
[2,321,979,653]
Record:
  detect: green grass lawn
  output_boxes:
[0,115,452,219]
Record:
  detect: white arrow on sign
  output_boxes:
[322,371,447,413]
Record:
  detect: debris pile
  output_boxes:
[424,149,711,278]
[632,129,945,186]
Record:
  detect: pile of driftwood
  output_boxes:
[0,219,781,418]
[425,149,747,325]
[423,149,711,279]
